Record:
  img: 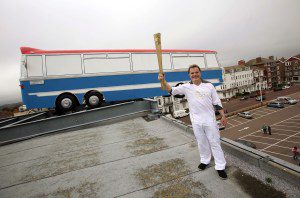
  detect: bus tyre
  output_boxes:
[174,83,185,98]
[86,92,103,108]
[56,94,77,113]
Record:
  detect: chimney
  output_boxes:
[256,57,262,63]
[269,56,274,60]
[238,60,245,65]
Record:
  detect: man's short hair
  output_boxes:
[188,64,201,73]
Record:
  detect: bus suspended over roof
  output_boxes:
[20,47,217,55]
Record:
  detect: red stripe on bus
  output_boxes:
[20,47,216,54]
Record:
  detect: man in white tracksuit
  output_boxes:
[158,64,228,179]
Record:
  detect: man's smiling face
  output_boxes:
[189,67,201,84]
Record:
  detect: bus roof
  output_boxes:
[20,47,217,55]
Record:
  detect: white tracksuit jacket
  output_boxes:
[172,82,226,170]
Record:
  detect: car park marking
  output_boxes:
[238,138,269,145]
[226,122,234,127]
[251,131,290,137]
[229,118,243,124]
[239,137,297,151]
[263,150,291,158]
[281,121,300,125]
[261,108,277,112]
[239,139,291,150]
[261,131,300,151]
[252,109,270,114]
[227,120,242,126]
[248,134,282,141]
[238,129,261,139]
[270,128,299,135]
[273,125,300,130]
[238,127,249,132]
[281,140,300,144]
[238,113,300,140]
[250,110,265,115]
[225,105,297,130]
[226,92,300,164]
[264,144,291,150]
[262,133,290,137]
[274,125,300,129]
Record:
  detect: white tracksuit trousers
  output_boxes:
[192,122,226,170]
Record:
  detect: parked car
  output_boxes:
[282,85,290,89]
[273,87,282,91]
[215,108,228,116]
[240,96,249,100]
[286,98,298,105]
[256,95,266,101]
[217,120,225,130]
[267,101,284,108]
[173,110,189,118]
[237,111,253,119]
[276,97,298,105]
[18,105,27,112]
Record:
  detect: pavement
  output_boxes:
[0,117,260,197]
[222,85,300,113]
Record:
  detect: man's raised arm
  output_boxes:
[158,73,172,93]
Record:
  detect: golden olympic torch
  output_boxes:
[154,33,166,90]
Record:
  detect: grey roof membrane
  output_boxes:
[0,117,256,197]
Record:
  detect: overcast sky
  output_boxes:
[0,0,299,105]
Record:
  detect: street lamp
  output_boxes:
[259,70,263,105]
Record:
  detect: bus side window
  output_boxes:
[131,53,171,71]
[84,53,130,73]
[27,55,43,77]
[172,53,205,69]
[46,55,82,76]
[206,53,219,68]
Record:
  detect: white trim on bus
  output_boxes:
[28,79,220,97]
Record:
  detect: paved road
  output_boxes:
[222,91,300,166]
[222,85,300,113]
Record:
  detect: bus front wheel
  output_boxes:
[85,91,103,108]
[56,94,77,113]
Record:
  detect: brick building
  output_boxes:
[284,54,300,84]
[276,57,286,82]
[246,56,281,88]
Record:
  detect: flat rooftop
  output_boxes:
[0,116,298,197]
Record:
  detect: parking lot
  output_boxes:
[222,92,300,165]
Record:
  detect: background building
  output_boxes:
[216,61,257,99]
[285,54,300,84]
[155,95,189,118]
[246,56,281,88]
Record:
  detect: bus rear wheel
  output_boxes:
[85,91,103,108]
[56,94,77,113]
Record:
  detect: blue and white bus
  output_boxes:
[19,47,223,112]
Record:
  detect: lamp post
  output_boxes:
[259,70,263,105]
